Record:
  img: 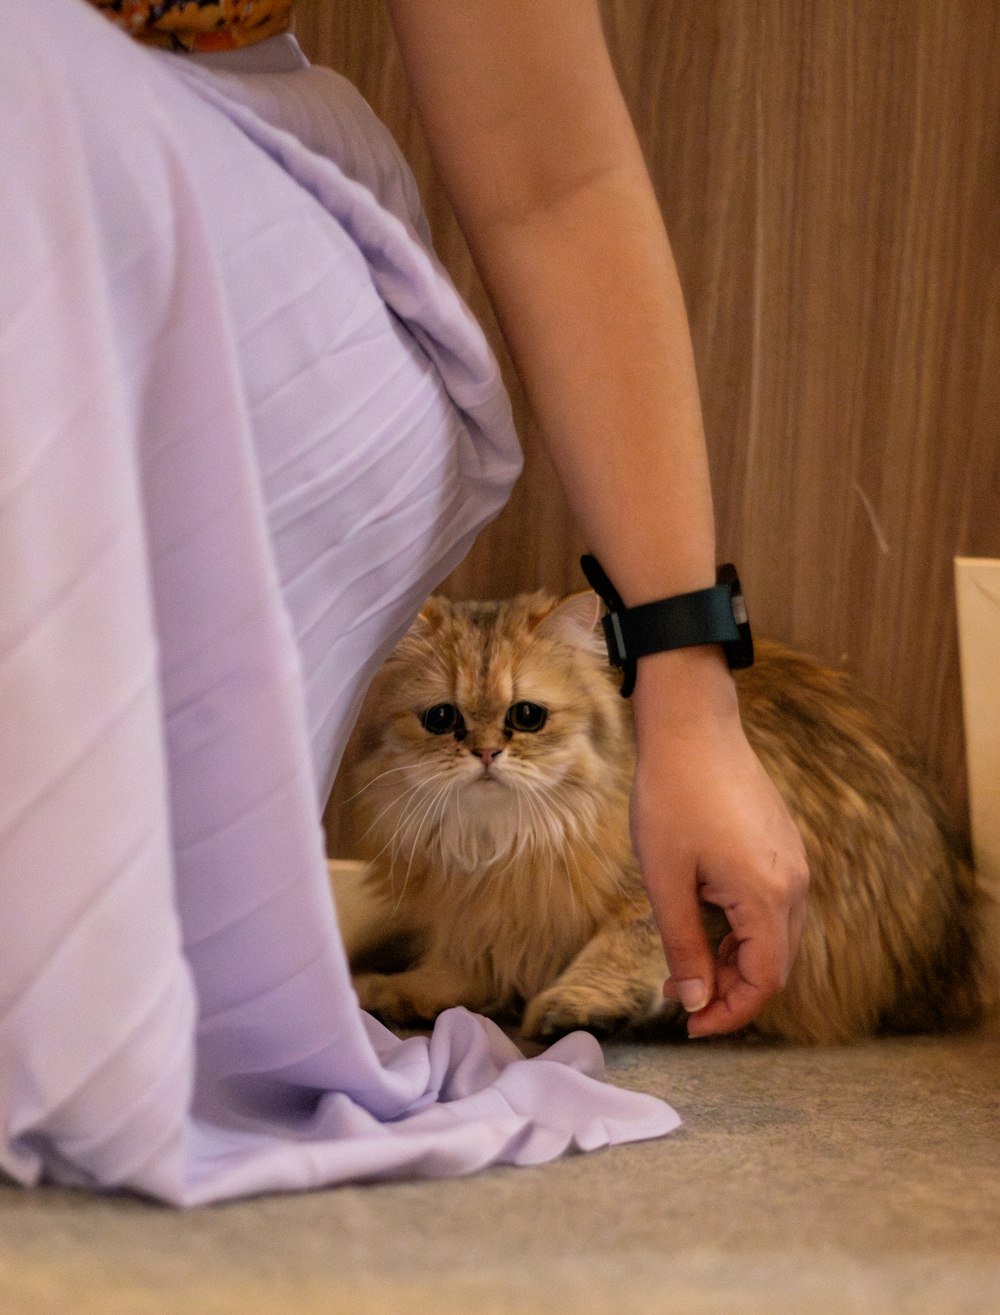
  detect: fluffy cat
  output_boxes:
[341,590,984,1044]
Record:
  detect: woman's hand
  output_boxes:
[630,648,810,1038]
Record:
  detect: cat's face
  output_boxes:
[353,592,630,871]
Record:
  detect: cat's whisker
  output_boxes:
[503,781,542,859]
[393,774,458,912]
[414,774,463,879]
[421,775,458,868]
[339,760,427,805]
[359,766,451,854]
[539,775,600,841]
[510,785,578,920]
[567,816,630,901]
[364,767,455,887]
[523,779,610,917]
[385,778,445,875]
[539,781,630,900]
[565,826,625,904]
[358,791,422,854]
[511,785,533,863]
[520,777,574,851]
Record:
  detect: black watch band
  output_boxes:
[579,555,754,697]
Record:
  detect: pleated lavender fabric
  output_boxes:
[0,0,680,1205]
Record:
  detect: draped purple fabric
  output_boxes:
[0,0,680,1205]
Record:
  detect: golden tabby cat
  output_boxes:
[342,591,984,1044]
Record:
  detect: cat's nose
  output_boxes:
[474,746,503,767]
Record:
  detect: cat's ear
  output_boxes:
[393,595,449,661]
[413,595,451,632]
[535,591,603,651]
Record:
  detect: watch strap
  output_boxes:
[579,556,754,696]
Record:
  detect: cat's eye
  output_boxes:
[419,703,466,737]
[504,701,548,734]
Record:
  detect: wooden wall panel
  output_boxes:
[294,1,1000,840]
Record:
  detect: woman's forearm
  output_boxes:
[386,0,718,607]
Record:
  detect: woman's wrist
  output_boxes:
[630,643,741,739]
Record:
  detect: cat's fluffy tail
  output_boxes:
[880,856,989,1036]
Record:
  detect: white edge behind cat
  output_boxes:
[328,858,375,963]
[955,556,1000,1003]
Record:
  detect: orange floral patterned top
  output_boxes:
[88,1,293,52]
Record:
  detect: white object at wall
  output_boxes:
[955,557,1000,987]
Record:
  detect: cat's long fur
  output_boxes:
[344,591,984,1044]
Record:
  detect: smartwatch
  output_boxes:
[580,555,754,697]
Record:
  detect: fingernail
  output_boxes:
[673,979,709,1013]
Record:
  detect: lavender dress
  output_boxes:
[0,0,679,1205]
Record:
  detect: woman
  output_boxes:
[0,0,807,1204]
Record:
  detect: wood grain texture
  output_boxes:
[293,1,1000,841]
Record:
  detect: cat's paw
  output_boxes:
[353,972,442,1028]
[521,986,639,1042]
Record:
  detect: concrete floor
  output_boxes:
[2,1014,998,1315]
